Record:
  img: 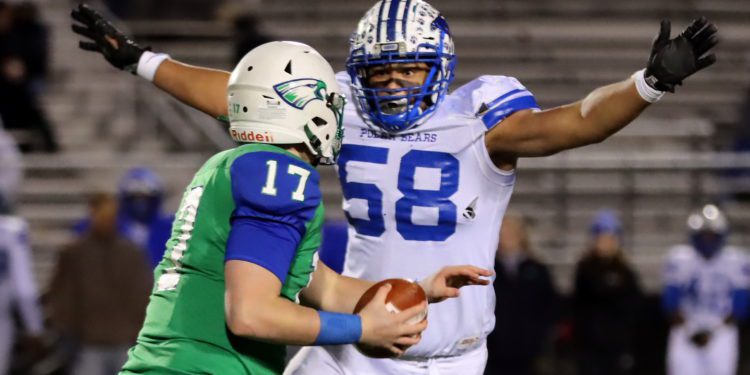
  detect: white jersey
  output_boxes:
[663,244,750,330]
[335,72,539,358]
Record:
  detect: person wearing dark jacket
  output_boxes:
[573,210,641,375]
[486,214,559,375]
[49,193,152,374]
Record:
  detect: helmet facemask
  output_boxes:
[347,1,456,133]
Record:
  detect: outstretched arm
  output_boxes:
[71,4,230,118]
[152,60,230,118]
[485,18,718,160]
[301,262,493,313]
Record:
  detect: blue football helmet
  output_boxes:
[687,204,728,258]
[346,0,456,133]
[590,209,623,238]
[118,167,165,223]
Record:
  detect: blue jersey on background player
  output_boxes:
[662,204,750,375]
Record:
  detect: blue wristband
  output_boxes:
[314,311,362,345]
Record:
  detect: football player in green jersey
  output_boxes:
[115,41,492,375]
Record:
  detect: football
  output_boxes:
[353,278,428,358]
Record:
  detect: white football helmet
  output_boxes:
[228,41,346,165]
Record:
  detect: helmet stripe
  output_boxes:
[386,0,402,42]
[401,0,411,40]
[376,0,388,43]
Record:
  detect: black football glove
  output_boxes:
[71,3,148,73]
[644,17,718,92]
[689,329,712,348]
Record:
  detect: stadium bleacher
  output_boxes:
[22,0,750,290]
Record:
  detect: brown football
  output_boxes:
[353,278,428,358]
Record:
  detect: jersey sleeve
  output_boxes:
[453,75,540,131]
[225,151,321,284]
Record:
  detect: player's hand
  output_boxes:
[357,284,428,357]
[689,329,712,348]
[419,265,493,303]
[644,17,718,92]
[71,3,148,73]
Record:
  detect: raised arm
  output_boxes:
[71,4,229,118]
[153,60,229,118]
[485,18,718,161]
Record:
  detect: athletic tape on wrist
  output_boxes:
[137,51,170,82]
[314,311,362,345]
[632,69,665,103]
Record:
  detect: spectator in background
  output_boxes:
[74,167,174,268]
[486,214,558,375]
[0,1,58,152]
[573,210,641,375]
[662,204,750,375]
[49,193,151,375]
[0,189,44,375]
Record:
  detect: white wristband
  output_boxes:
[631,69,665,103]
[136,51,170,82]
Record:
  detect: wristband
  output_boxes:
[632,69,665,103]
[137,51,170,82]
[314,311,362,345]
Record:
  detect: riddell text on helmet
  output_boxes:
[231,130,275,143]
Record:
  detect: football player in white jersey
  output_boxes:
[71,1,719,373]
[0,192,44,375]
[662,205,750,375]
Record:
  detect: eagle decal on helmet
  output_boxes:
[274,79,329,110]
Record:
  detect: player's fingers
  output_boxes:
[399,318,428,336]
[370,283,392,305]
[78,41,99,52]
[696,54,717,71]
[397,302,427,323]
[695,34,719,57]
[653,19,671,48]
[682,16,707,39]
[465,277,490,286]
[387,345,405,357]
[78,3,104,23]
[394,334,421,347]
[70,9,93,26]
[691,22,717,45]
[470,266,494,277]
[71,24,96,40]
[456,267,493,280]
[442,287,461,298]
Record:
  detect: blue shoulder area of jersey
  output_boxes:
[225,151,321,283]
[452,75,540,130]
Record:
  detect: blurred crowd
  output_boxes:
[484,208,750,375]
[0,167,171,375]
[0,1,56,153]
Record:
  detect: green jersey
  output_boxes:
[121,144,324,375]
